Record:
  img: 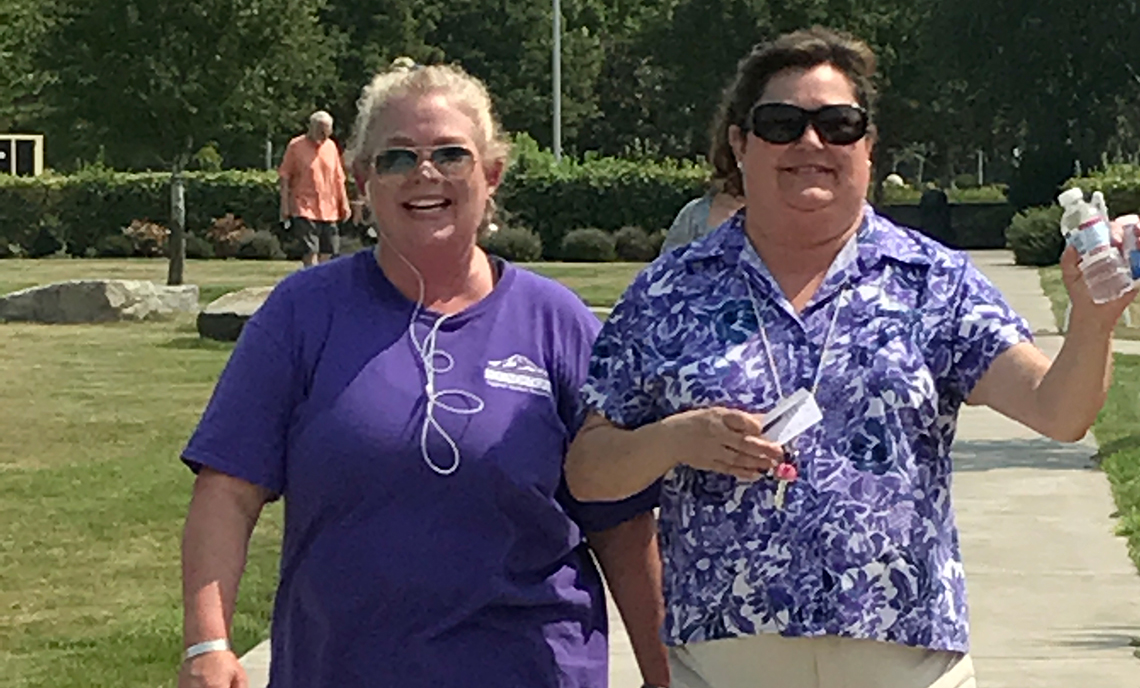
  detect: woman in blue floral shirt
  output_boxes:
[566,27,1136,688]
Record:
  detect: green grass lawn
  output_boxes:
[0,257,642,687]
[1091,355,1140,571]
[0,317,276,688]
[1038,265,1140,340]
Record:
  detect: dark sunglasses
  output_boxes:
[372,145,475,178]
[747,103,869,145]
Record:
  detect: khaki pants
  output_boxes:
[670,634,976,688]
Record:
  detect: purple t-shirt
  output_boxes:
[183,250,642,687]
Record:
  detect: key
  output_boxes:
[774,479,789,510]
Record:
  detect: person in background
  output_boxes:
[659,112,747,255]
[178,59,665,688]
[566,26,1135,688]
[278,110,351,266]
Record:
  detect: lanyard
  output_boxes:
[743,278,847,400]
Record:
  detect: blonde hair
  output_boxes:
[344,58,511,176]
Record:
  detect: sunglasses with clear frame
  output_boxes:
[372,145,476,178]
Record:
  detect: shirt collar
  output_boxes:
[678,203,934,274]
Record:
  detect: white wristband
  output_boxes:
[183,638,231,661]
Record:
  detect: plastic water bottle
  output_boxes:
[1057,188,1133,303]
[1120,213,1140,284]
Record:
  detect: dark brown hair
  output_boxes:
[709,26,879,197]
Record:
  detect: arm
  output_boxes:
[588,512,669,687]
[278,144,294,222]
[179,468,271,686]
[565,411,782,502]
[278,176,292,222]
[336,163,351,223]
[182,468,270,649]
[968,246,1135,441]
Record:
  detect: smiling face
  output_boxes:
[366,92,502,253]
[731,63,872,222]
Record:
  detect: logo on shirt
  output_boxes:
[484,355,552,398]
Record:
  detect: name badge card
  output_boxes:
[761,388,823,446]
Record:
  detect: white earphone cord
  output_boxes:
[376,232,485,476]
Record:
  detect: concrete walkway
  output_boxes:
[239,251,1140,687]
[957,250,1140,686]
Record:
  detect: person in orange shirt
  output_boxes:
[279,110,351,266]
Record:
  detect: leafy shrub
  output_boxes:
[206,213,253,258]
[953,173,978,189]
[186,233,215,259]
[54,170,168,257]
[560,228,616,262]
[0,241,22,258]
[480,225,543,262]
[613,226,656,261]
[1066,164,1140,216]
[647,229,666,257]
[1006,205,1064,266]
[500,134,707,258]
[28,227,63,258]
[95,234,134,258]
[0,176,53,252]
[236,230,285,260]
[949,185,1008,203]
[282,238,306,262]
[880,184,1007,206]
[880,185,922,205]
[123,219,169,257]
[192,142,224,172]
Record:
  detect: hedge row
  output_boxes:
[0,140,707,260]
[1064,164,1140,216]
[0,169,284,258]
[8,156,1133,265]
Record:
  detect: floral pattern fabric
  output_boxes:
[580,208,1032,653]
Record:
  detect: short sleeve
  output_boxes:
[579,276,663,430]
[550,292,660,530]
[660,198,702,255]
[277,142,295,180]
[552,300,603,437]
[181,295,304,497]
[944,259,1034,400]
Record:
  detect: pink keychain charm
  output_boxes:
[773,461,798,510]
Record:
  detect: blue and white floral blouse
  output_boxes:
[580,207,1031,653]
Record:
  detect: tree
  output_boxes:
[927,0,1140,206]
[38,0,337,282]
[319,0,446,134]
[0,0,54,133]
[321,0,606,155]
[427,0,604,151]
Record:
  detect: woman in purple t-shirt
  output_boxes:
[178,60,664,688]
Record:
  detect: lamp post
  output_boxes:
[552,0,562,163]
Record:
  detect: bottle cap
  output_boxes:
[1058,188,1084,206]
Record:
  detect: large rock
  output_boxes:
[196,286,274,342]
[0,280,199,323]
